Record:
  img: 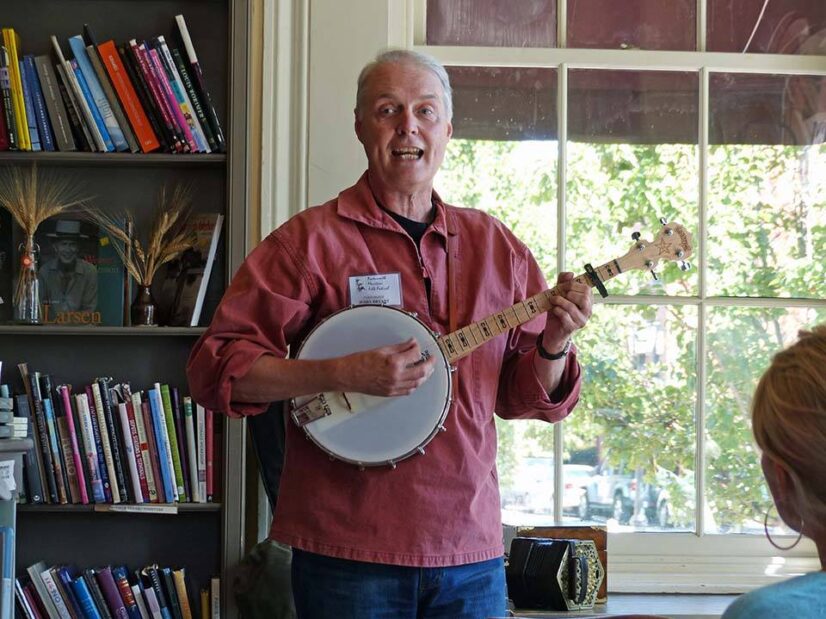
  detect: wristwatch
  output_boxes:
[536,334,571,361]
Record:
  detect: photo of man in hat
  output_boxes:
[37,218,98,315]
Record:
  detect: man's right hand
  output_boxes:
[331,338,437,397]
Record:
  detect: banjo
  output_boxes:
[291,220,693,468]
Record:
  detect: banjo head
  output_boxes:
[292,305,452,467]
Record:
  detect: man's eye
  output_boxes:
[379,106,396,115]
[420,108,434,116]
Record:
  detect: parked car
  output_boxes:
[562,464,594,516]
[500,456,555,513]
[579,459,659,524]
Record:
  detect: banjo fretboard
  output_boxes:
[437,259,623,364]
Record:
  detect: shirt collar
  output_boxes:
[336,171,454,239]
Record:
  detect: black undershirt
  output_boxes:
[381,205,434,301]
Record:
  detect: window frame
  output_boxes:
[412,0,826,592]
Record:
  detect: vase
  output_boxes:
[131,284,157,327]
[14,234,41,324]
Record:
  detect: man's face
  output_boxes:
[54,239,79,264]
[355,61,453,195]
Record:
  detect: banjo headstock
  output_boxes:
[614,219,694,279]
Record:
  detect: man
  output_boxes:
[38,218,97,314]
[187,49,592,618]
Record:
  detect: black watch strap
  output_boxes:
[536,334,571,360]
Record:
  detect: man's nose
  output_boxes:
[395,109,418,135]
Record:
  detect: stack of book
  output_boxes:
[0,384,26,439]
[0,15,224,154]
[17,561,220,619]
[16,362,218,506]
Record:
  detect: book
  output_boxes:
[170,388,190,500]
[26,562,59,619]
[97,378,129,502]
[117,401,143,503]
[23,56,54,151]
[90,381,123,503]
[82,570,112,619]
[97,40,159,153]
[51,36,105,151]
[148,388,176,502]
[131,392,157,503]
[117,44,171,153]
[94,567,128,619]
[74,392,106,503]
[130,583,151,619]
[140,568,171,619]
[54,62,93,152]
[18,59,42,151]
[0,47,18,151]
[208,578,219,619]
[71,58,114,152]
[174,16,225,152]
[139,397,163,503]
[204,409,213,503]
[33,56,75,152]
[140,584,164,619]
[38,566,72,619]
[1,28,29,150]
[83,385,112,502]
[152,214,223,327]
[170,49,216,153]
[14,578,38,619]
[143,44,195,152]
[56,385,88,504]
[67,35,127,152]
[13,394,43,504]
[183,398,199,503]
[159,568,181,619]
[119,386,149,503]
[69,574,103,619]
[54,565,86,619]
[111,566,142,619]
[28,371,59,503]
[34,217,126,327]
[170,570,191,619]
[42,397,69,504]
[158,385,184,499]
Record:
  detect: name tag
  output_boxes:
[348,273,403,306]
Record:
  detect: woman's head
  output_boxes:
[752,324,826,532]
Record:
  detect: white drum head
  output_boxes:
[293,305,451,466]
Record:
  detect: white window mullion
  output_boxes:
[697,0,707,52]
[554,61,569,523]
[557,0,567,49]
[696,64,710,536]
[411,0,425,47]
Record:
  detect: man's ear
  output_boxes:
[355,111,364,145]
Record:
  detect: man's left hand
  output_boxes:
[540,272,593,355]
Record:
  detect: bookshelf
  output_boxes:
[0,1,250,617]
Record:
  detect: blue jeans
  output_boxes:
[291,549,507,619]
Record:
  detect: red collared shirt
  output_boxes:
[187,172,581,566]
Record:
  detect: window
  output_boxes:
[424,0,826,586]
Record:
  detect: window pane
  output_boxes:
[567,0,696,51]
[427,0,555,47]
[708,0,826,54]
[566,304,697,532]
[708,74,826,298]
[567,70,699,296]
[437,67,558,278]
[705,306,826,534]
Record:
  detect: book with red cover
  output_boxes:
[56,384,89,504]
[97,39,159,153]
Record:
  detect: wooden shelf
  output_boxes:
[19,502,222,513]
[0,152,226,167]
[0,326,207,336]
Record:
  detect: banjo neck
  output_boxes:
[437,260,623,364]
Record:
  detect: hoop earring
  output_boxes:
[764,504,804,551]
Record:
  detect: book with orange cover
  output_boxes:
[98,39,159,153]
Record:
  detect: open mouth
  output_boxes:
[392,147,424,160]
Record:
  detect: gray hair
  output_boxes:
[355,49,453,121]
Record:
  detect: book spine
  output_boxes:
[50,35,101,150]
[14,578,37,619]
[39,567,72,619]
[195,405,206,503]
[170,388,190,501]
[55,567,86,619]
[90,383,119,502]
[208,578,219,619]
[158,385,185,499]
[174,15,225,151]
[29,372,59,503]
[42,398,69,504]
[14,394,44,503]
[190,215,223,327]
[27,561,60,619]
[145,46,195,152]
[95,567,129,619]
[199,589,208,619]
[117,44,169,153]
[183,398,199,503]
[170,49,216,152]
[96,379,129,502]
[124,400,150,502]
[47,567,79,619]
[3,28,30,150]
[111,566,142,619]
[0,47,18,150]
[23,582,46,619]
[84,385,112,502]
[129,40,186,153]
[205,409,213,502]
[75,392,106,503]
[33,56,75,151]
[132,393,158,503]
[153,37,208,152]
[57,385,89,504]
[130,584,151,619]
[69,576,103,619]
[18,59,41,151]
[159,569,182,619]
[141,586,165,619]
[23,55,54,151]
[117,402,143,503]
[85,43,139,153]
[140,399,163,502]
[170,571,191,619]
[83,571,113,619]
[143,569,170,619]
[148,389,176,502]
[68,36,126,151]
[55,414,81,503]
[97,40,159,153]
[53,61,93,152]
[70,59,114,152]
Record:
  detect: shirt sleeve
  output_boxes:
[186,231,315,418]
[494,245,582,422]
